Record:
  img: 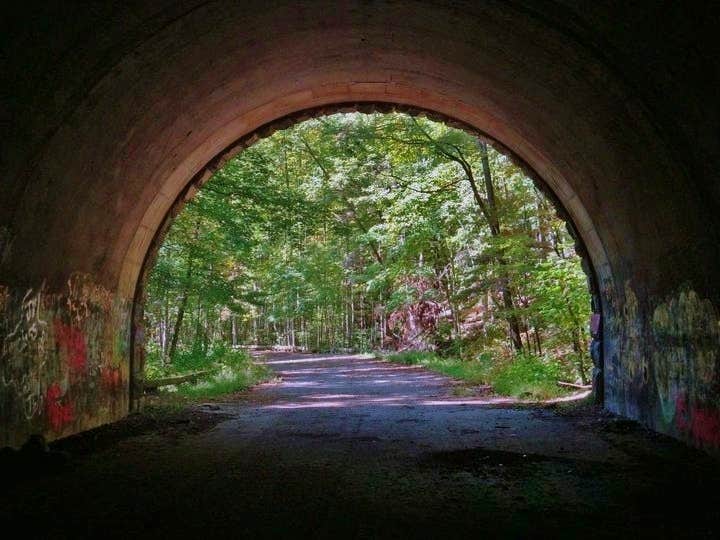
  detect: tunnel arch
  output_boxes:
[129,102,607,408]
[119,86,614,303]
[2,1,719,452]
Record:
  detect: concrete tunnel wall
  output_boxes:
[1,1,719,453]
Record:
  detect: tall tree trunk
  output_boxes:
[500,286,523,351]
[475,142,524,352]
[534,326,543,355]
[168,266,192,362]
[161,295,169,359]
[168,221,200,361]
[477,142,500,235]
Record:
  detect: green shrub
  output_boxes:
[383,350,572,400]
[171,348,215,374]
[216,348,252,369]
[147,346,274,401]
[491,354,565,400]
[384,351,493,386]
[144,349,166,379]
[175,359,272,399]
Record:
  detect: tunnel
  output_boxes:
[1,1,719,455]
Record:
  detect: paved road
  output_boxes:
[3,353,719,539]
[209,352,606,460]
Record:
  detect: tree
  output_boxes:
[144,112,591,381]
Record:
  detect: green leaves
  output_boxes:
[145,112,591,380]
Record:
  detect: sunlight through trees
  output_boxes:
[144,113,592,393]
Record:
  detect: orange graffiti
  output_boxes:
[100,366,122,391]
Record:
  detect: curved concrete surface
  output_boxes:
[1,2,719,453]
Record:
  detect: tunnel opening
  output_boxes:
[3,3,720,536]
[3,2,719,459]
[132,107,602,411]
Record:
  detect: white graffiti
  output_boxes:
[3,286,49,360]
[1,286,50,422]
[0,374,44,420]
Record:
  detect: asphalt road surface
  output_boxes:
[2,352,719,539]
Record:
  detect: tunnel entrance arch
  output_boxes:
[129,103,606,410]
[2,2,718,453]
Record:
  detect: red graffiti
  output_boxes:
[45,383,74,432]
[54,320,87,374]
[675,395,720,447]
[100,366,122,390]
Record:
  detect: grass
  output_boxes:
[491,354,567,400]
[381,350,493,385]
[145,348,276,403]
[174,362,274,400]
[381,350,572,401]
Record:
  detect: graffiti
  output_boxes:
[54,320,87,375]
[100,366,123,391]
[3,286,49,361]
[1,286,50,427]
[652,289,718,396]
[0,373,44,420]
[621,283,648,385]
[1,275,132,447]
[675,394,720,447]
[19,375,44,420]
[649,288,720,448]
[599,278,720,452]
[66,273,114,326]
[652,348,686,425]
[45,383,74,432]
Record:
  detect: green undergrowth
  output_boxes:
[491,354,567,400]
[145,348,275,402]
[382,350,493,386]
[381,350,572,401]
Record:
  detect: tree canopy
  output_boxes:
[144,112,592,385]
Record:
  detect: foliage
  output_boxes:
[144,112,593,392]
[150,348,274,400]
[491,354,569,400]
[174,360,273,400]
[384,350,573,400]
[384,351,493,386]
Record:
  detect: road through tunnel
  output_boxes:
[1,1,719,455]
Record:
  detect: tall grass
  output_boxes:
[384,351,493,385]
[175,359,274,399]
[382,351,570,400]
[147,348,274,401]
[491,354,566,399]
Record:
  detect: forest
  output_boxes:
[143,112,592,399]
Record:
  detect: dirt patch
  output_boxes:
[420,446,611,479]
[50,404,231,457]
